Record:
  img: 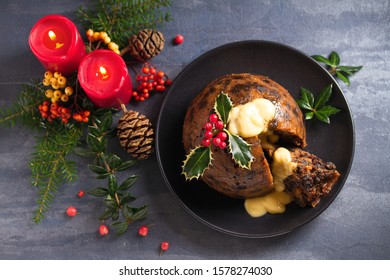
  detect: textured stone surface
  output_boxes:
[0,0,389,259]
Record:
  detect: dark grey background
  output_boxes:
[0,0,389,259]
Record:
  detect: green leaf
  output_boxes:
[88,126,101,138]
[111,209,119,221]
[317,105,341,116]
[296,87,315,110]
[105,153,123,170]
[314,84,333,109]
[108,175,118,195]
[305,111,314,120]
[116,160,137,171]
[227,131,253,169]
[336,71,350,86]
[73,147,96,158]
[118,175,138,191]
[214,92,233,123]
[329,51,340,67]
[314,110,330,124]
[89,164,109,175]
[100,112,113,132]
[337,65,363,75]
[312,55,331,66]
[119,192,136,205]
[87,187,109,197]
[130,205,148,221]
[112,221,129,236]
[86,134,102,153]
[98,207,116,220]
[122,205,133,220]
[182,146,212,180]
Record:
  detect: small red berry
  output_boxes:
[215,120,224,130]
[212,137,221,146]
[217,131,228,141]
[142,67,150,74]
[77,190,85,198]
[204,122,213,131]
[209,113,218,123]
[201,139,210,147]
[174,34,184,45]
[165,79,172,86]
[161,241,169,251]
[99,224,109,236]
[204,131,213,139]
[66,206,77,217]
[138,225,149,237]
[218,141,227,149]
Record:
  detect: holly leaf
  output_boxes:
[226,131,253,169]
[329,51,340,67]
[296,84,340,124]
[182,146,212,180]
[214,92,233,124]
[312,55,331,66]
[296,87,315,110]
[314,84,332,109]
[117,175,138,191]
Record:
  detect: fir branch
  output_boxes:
[0,82,46,128]
[77,0,173,49]
[31,125,82,223]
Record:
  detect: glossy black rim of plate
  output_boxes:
[156,40,355,238]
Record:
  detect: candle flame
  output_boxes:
[98,66,109,80]
[48,30,56,41]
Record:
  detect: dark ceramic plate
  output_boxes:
[156,41,354,238]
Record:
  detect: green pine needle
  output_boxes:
[77,0,173,49]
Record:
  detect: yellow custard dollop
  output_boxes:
[227,98,275,138]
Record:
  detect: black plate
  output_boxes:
[156,40,354,238]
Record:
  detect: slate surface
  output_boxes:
[0,0,389,259]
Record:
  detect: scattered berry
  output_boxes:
[160,241,169,253]
[138,225,149,237]
[66,206,77,217]
[174,34,184,45]
[99,224,109,236]
[77,190,85,198]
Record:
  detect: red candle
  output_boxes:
[78,50,132,108]
[29,15,86,75]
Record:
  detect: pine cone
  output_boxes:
[128,29,165,61]
[117,110,154,160]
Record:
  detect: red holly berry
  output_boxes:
[66,206,77,217]
[209,113,218,123]
[161,241,169,251]
[77,190,85,198]
[218,141,227,149]
[174,34,184,45]
[204,131,213,139]
[138,225,149,237]
[203,122,213,131]
[217,131,228,141]
[201,139,211,147]
[99,224,109,236]
[215,120,224,130]
[212,137,221,147]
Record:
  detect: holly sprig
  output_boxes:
[296,84,340,124]
[312,51,362,86]
[74,109,147,235]
[182,93,253,181]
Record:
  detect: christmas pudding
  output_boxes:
[182,73,340,212]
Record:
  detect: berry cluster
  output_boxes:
[132,63,172,101]
[201,113,228,149]
[38,101,72,123]
[72,110,90,123]
[86,29,120,55]
[42,71,73,103]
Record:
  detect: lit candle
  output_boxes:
[78,50,132,108]
[29,15,86,75]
